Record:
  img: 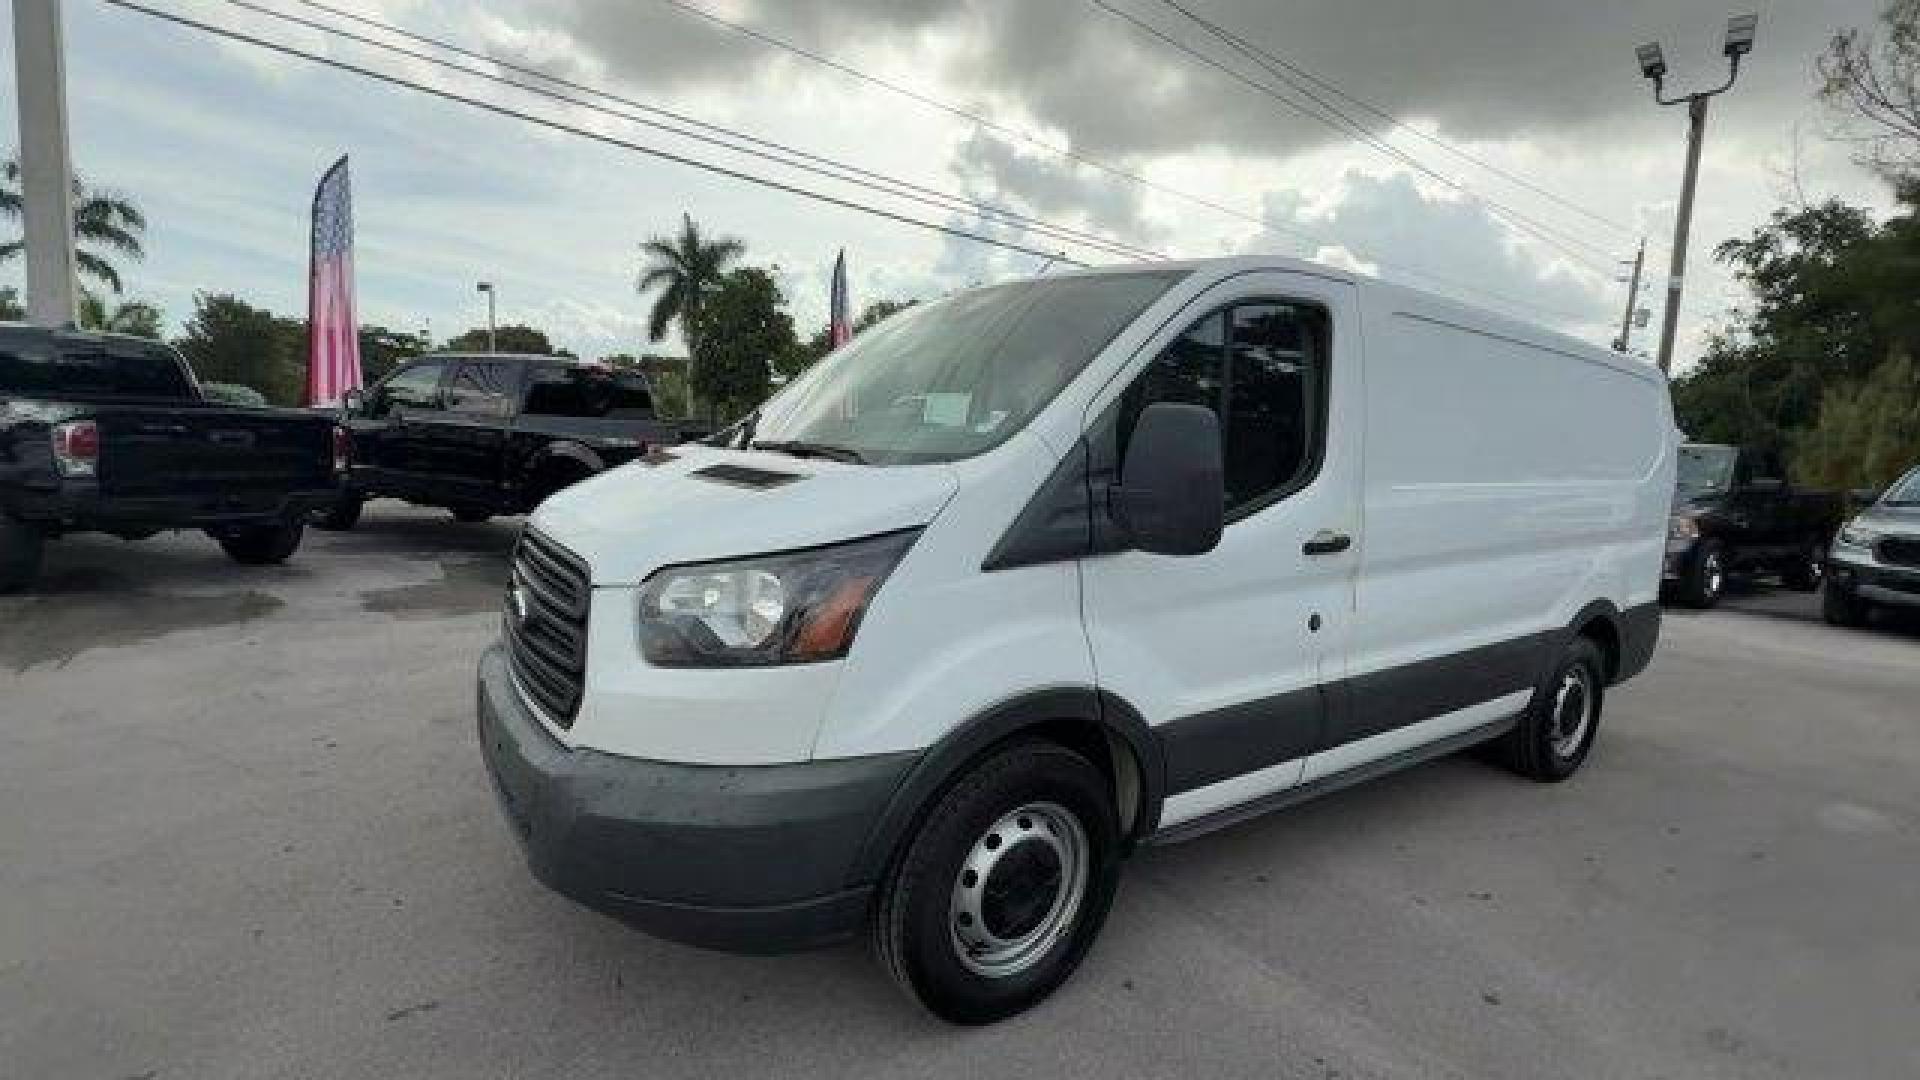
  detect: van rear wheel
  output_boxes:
[1492,637,1605,783]
[871,741,1120,1025]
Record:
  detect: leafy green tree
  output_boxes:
[0,286,21,320]
[173,293,305,406]
[0,155,148,294]
[359,325,427,383]
[1792,352,1920,489]
[689,266,795,422]
[443,323,554,354]
[78,292,162,337]
[637,213,744,417]
[1672,196,1920,453]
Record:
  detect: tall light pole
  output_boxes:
[475,281,496,352]
[1635,13,1757,375]
[11,0,80,327]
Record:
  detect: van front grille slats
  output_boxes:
[504,529,590,728]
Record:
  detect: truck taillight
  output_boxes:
[51,420,100,477]
[331,425,352,473]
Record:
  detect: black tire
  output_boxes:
[1677,539,1727,609]
[1780,540,1824,592]
[0,516,47,593]
[1492,637,1606,783]
[871,741,1121,1025]
[1821,580,1871,627]
[451,505,493,524]
[216,519,305,565]
[310,495,363,531]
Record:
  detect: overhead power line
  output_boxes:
[274,0,1163,264]
[1152,0,1640,240]
[653,0,1608,324]
[99,0,1094,267]
[1090,0,1623,273]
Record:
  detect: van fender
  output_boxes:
[1557,597,1651,685]
[846,687,1167,887]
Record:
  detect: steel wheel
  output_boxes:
[948,802,1089,979]
[1548,664,1595,760]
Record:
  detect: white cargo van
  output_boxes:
[478,256,1673,1023]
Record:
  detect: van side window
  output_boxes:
[1117,301,1327,517]
[1226,303,1323,511]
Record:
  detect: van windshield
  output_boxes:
[747,269,1183,465]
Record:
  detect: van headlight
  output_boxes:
[637,529,919,667]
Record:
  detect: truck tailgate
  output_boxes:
[95,408,335,501]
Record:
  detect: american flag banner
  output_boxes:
[306,155,363,407]
[828,249,851,350]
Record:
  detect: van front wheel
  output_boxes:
[871,741,1120,1025]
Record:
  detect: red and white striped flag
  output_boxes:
[828,248,851,350]
[306,155,363,407]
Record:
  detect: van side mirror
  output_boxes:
[1109,402,1224,557]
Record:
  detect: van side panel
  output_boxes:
[1338,294,1671,751]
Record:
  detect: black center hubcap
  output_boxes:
[979,838,1063,940]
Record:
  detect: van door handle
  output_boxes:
[1303,530,1352,555]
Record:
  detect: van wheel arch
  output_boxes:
[851,689,1166,889]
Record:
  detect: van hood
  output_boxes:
[529,445,960,586]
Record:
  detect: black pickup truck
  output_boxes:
[319,353,704,529]
[1664,443,1846,608]
[1,325,344,592]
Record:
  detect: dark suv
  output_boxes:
[322,354,704,529]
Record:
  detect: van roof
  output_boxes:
[1039,254,1660,384]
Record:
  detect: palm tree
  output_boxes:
[636,212,742,421]
[1,155,147,294]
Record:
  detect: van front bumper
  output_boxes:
[475,643,917,953]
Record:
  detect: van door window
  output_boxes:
[1116,300,1328,517]
[1226,303,1324,511]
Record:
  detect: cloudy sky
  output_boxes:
[0,0,1901,370]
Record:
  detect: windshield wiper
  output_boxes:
[751,439,869,465]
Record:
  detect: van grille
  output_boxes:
[1878,535,1920,569]
[504,528,590,728]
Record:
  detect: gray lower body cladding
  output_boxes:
[476,644,917,953]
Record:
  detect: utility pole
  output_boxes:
[11,0,80,327]
[476,281,496,352]
[1614,239,1647,353]
[1634,14,1757,374]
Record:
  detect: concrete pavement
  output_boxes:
[3,505,1916,1079]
